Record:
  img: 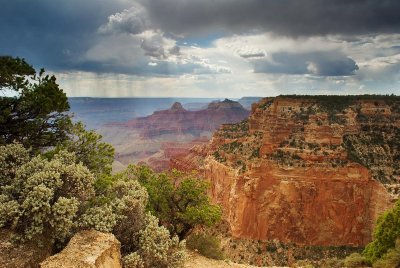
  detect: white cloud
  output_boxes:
[98,4,149,35]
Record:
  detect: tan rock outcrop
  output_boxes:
[40,230,122,268]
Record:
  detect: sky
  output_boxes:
[1,0,400,98]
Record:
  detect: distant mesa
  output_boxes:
[109,99,249,138]
[207,99,244,109]
[237,96,264,109]
[170,102,185,111]
[105,98,250,172]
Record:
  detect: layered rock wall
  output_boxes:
[205,158,390,246]
[173,96,399,246]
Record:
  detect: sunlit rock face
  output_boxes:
[172,96,400,246]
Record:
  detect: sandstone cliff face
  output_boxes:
[40,230,122,268]
[173,96,400,246]
[205,158,389,246]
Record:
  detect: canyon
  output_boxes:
[172,96,400,247]
[101,99,249,171]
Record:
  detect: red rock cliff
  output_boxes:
[173,96,400,246]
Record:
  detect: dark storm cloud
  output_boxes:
[140,40,167,60]
[239,52,266,59]
[77,59,226,76]
[141,0,400,37]
[253,51,359,76]
[0,0,131,70]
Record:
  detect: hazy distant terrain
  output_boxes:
[69,97,259,171]
[69,97,222,129]
[69,97,261,129]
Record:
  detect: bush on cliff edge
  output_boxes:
[363,200,400,263]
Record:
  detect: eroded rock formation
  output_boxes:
[40,230,122,268]
[172,96,400,246]
[117,99,249,138]
[104,99,249,171]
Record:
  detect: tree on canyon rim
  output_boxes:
[0,56,71,151]
[129,165,222,240]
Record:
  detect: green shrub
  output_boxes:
[0,144,94,243]
[108,179,148,254]
[123,252,144,268]
[127,165,222,240]
[121,214,186,268]
[0,144,185,267]
[320,258,344,268]
[137,213,186,268]
[0,142,30,187]
[372,239,400,268]
[363,201,400,263]
[48,122,115,177]
[186,233,224,260]
[373,248,400,268]
[344,253,370,267]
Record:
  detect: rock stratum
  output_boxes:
[103,99,249,171]
[172,95,400,247]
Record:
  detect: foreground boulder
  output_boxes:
[40,230,121,268]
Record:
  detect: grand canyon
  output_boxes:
[2,1,400,266]
[71,95,399,265]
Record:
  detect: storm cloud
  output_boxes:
[0,0,399,96]
[0,0,132,70]
[141,0,400,37]
[253,51,359,76]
